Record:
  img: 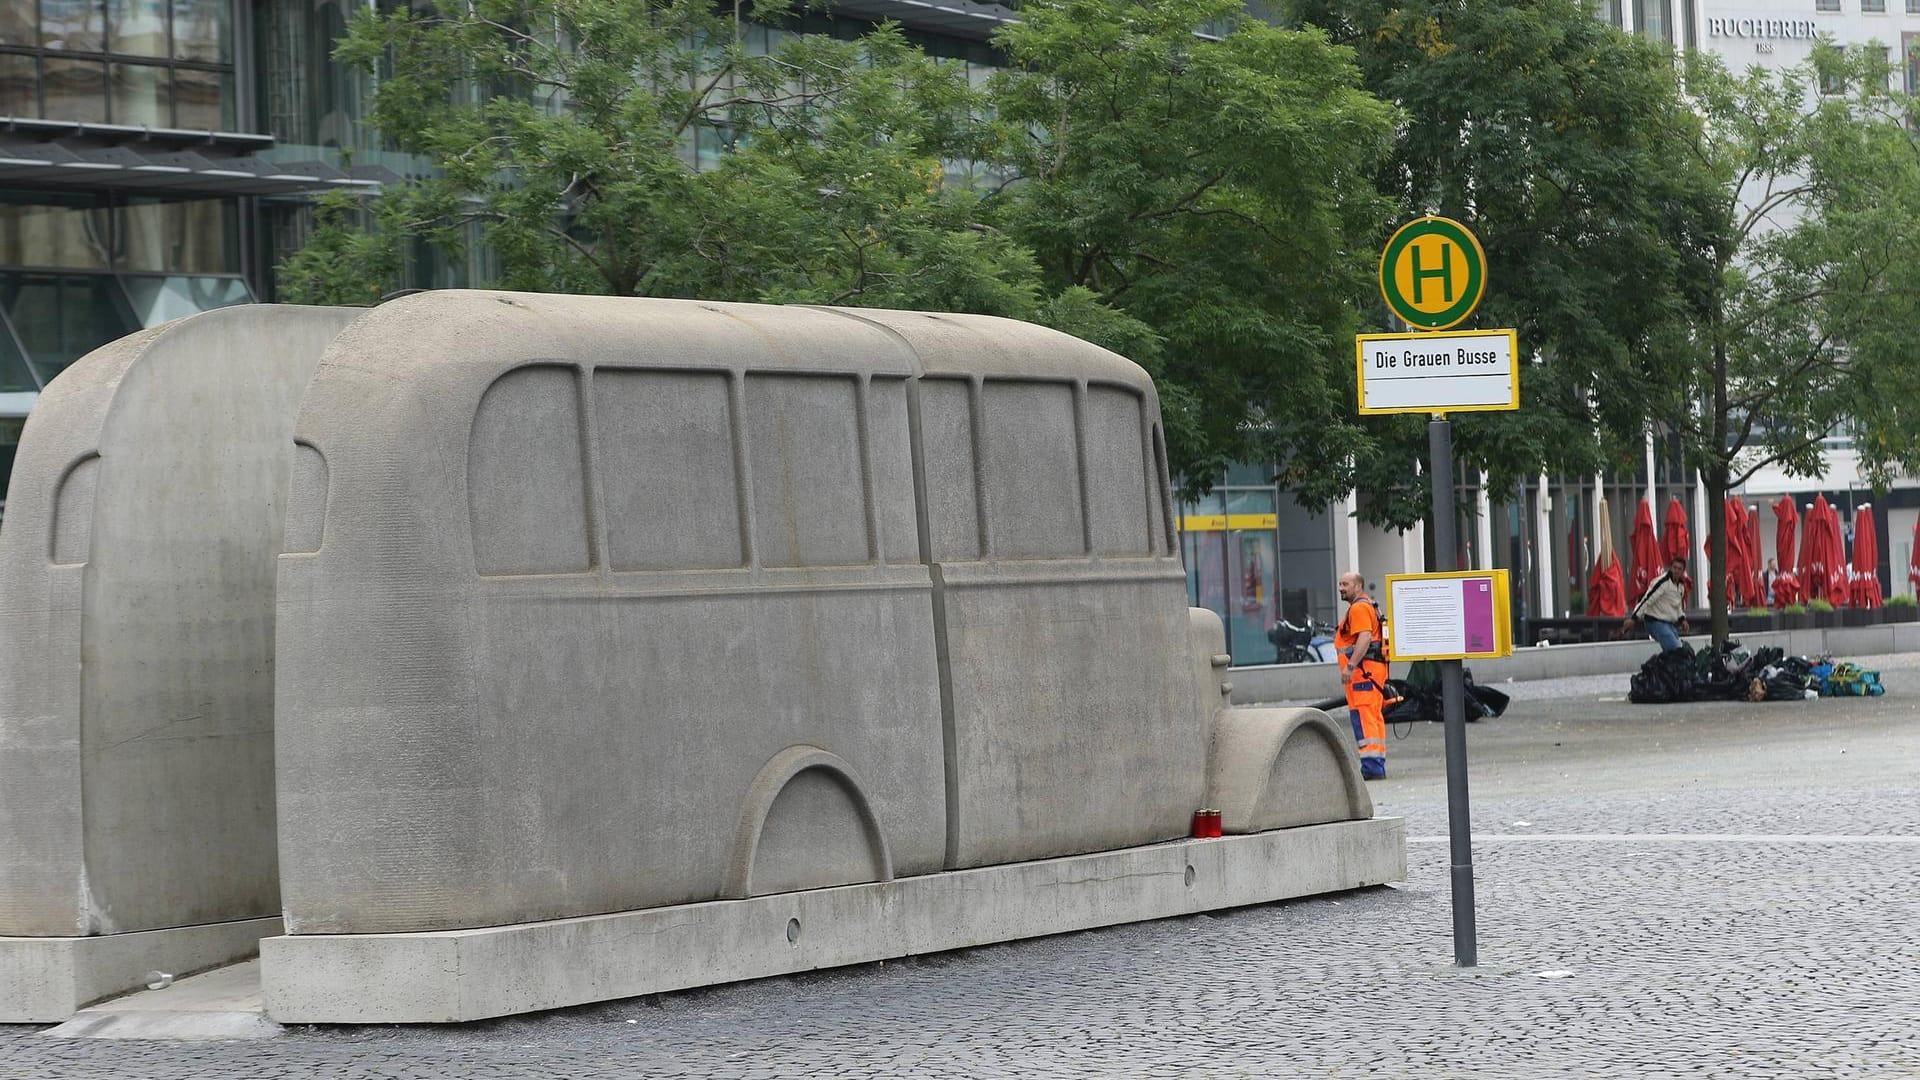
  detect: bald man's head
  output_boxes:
[1338,572,1364,601]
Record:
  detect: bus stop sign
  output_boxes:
[1379,216,1487,331]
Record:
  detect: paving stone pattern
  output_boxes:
[5,665,1919,1079]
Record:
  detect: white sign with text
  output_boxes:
[1355,329,1519,415]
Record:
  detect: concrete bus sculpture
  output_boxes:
[0,305,362,1020]
[0,291,1400,1025]
[261,292,1402,1022]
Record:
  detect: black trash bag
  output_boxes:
[1374,664,1491,723]
[1630,642,1699,704]
[1766,671,1812,701]
[1690,638,1757,701]
[1465,673,1510,718]
[1382,678,1427,722]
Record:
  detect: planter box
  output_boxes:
[1779,612,1814,630]
[1886,605,1919,624]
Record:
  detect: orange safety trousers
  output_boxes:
[1344,657,1388,779]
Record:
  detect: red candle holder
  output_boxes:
[1191,808,1222,838]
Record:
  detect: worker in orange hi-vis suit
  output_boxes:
[1335,571,1388,780]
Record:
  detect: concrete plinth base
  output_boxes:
[263,818,1405,1023]
[0,917,283,1023]
[42,960,280,1040]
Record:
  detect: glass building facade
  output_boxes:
[0,0,234,127]
[0,0,1018,525]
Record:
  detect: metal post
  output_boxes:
[1429,417,1478,967]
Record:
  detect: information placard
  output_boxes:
[1384,570,1513,661]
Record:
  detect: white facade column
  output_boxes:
[1536,473,1554,616]
[1645,430,1658,516]
[1402,519,1427,575]
[1692,467,1711,597]
[1335,489,1361,600]
[1476,472,1493,572]
[1591,476,1604,568]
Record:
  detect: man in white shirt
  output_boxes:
[1628,557,1690,652]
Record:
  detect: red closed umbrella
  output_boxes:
[1661,497,1691,600]
[1709,497,1743,607]
[1910,516,1920,596]
[1773,496,1801,607]
[1851,506,1880,608]
[1629,498,1660,601]
[1587,496,1627,617]
[1806,495,1833,603]
[1745,504,1764,605]
[1661,497,1690,566]
[1727,498,1750,607]
[1826,503,1850,605]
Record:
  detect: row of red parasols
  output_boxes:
[1584,495,1916,617]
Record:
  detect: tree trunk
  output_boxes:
[1706,464,1730,649]
[1709,337,1732,648]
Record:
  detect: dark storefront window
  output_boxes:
[0,417,23,529]
[0,272,135,380]
[0,331,34,393]
[0,190,249,386]
[0,0,235,128]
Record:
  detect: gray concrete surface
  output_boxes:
[0,305,358,1018]
[0,917,280,1026]
[1232,622,1920,704]
[1204,707,1371,832]
[4,655,1913,1075]
[260,818,1404,1024]
[276,293,1373,946]
[43,960,280,1040]
[268,291,1385,1019]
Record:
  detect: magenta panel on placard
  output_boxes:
[1461,577,1496,654]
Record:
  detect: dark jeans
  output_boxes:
[1645,618,1682,652]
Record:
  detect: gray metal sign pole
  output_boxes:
[1428,415,1479,967]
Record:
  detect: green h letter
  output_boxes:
[1411,241,1455,305]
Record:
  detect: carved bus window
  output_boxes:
[1084,385,1152,557]
[867,377,919,565]
[745,374,869,569]
[981,380,1083,559]
[469,365,592,576]
[595,369,745,571]
[919,378,980,563]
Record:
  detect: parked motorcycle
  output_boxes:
[1268,616,1338,665]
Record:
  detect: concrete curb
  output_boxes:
[262,818,1407,1023]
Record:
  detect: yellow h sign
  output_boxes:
[1379,217,1486,331]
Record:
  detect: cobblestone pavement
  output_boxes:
[6,660,1920,1079]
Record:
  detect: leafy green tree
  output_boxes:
[1649,49,1920,644]
[278,0,1041,315]
[984,0,1397,497]
[1281,0,1713,525]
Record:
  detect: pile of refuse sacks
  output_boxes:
[1629,641,1885,705]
